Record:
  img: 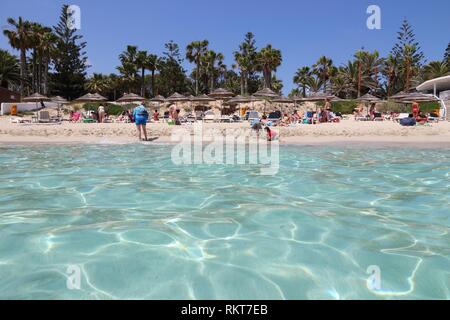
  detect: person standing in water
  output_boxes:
[133,103,149,141]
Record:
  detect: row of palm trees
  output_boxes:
[292,49,449,99]
[2,17,56,95]
[84,33,284,99]
[2,14,448,101]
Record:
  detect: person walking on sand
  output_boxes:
[133,103,149,141]
[98,104,106,123]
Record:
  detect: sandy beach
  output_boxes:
[2,117,450,146]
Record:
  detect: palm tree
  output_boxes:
[293,66,311,97]
[202,50,224,92]
[383,54,399,98]
[0,49,21,88]
[305,75,323,93]
[234,32,258,95]
[256,44,282,89]
[312,56,333,93]
[402,44,418,92]
[423,61,449,80]
[186,40,209,95]
[117,45,139,92]
[29,23,55,94]
[85,73,109,93]
[136,50,149,97]
[146,54,159,97]
[3,17,33,96]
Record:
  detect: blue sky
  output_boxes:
[1,0,449,94]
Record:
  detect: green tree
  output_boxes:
[202,50,225,92]
[117,45,139,93]
[390,20,424,91]
[423,61,449,80]
[234,32,258,95]
[186,40,209,95]
[157,41,188,96]
[293,66,311,97]
[256,44,282,89]
[50,5,88,100]
[382,54,399,97]
[3,17,33,96]
[29,23,56,94]
[444,42,450,64]
[85,73,110,93]
[312,56,333,93]
[146,53,159,97]
[136,50,149,97]
[0,49,21,88]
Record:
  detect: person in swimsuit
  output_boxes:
[412,102,420,119]
[265,127,278,141]
[133,103,149,141]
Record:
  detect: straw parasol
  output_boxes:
[271,96,293,103]
[357,93,381,102]
[91,93,107,101]
[254,88,279,99]
[253,88,280,113]
[191,94,215,102]
[208,88,234,99]
[23,92,51,102]
[75,93,103,103]
[301,92,336,101]
[399,92,439,103]
[116,93,146,103]
[23,93,51,112]
[389,91,409,100]
[166,92,189,102]
[150,95,166,102]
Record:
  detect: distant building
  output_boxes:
[0,87,21,104]
[417,75,450,119]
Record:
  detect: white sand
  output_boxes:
[1,116,450,147]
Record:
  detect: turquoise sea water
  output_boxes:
[0,143,449,300]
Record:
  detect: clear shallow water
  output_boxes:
[0,144,449,300]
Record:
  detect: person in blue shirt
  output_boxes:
[132,103,149,141]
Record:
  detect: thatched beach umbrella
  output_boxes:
[150,95,166,102]
[390,91,409,101]
[23,93,51,111]
[91,93,107,101]
[208,88,234,114]
[254,88,280,113]
[357,93,381,102]
[75,93,102,103]
[149,95,166,110]
[271,96,294,113]
[301,92,336,101]
[116,93,146,103]
[23,92,51,102]
[166,92,189,112]
[166,92,189,102]
[399,92,439,103]
[208,88,234,99]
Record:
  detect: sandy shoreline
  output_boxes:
[2,117,450,147]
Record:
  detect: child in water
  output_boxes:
[265,127,278,141]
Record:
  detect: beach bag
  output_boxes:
[400,118,416,126]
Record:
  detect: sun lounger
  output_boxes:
[394,113,410,122]
[9,116,31,124]
[38,111,51,123]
